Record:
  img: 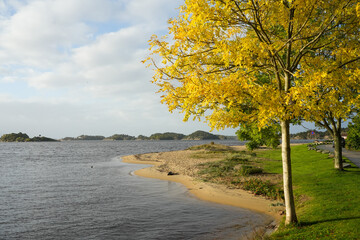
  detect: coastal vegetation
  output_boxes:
[188,143,284,200]
[197,157,283,200]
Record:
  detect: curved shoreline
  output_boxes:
[121,147,284,224]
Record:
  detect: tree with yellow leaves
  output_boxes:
[145,0,360,225]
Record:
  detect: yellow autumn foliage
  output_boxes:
[145,0,360,130]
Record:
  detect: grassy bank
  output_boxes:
[191,143,360,239]
[257,144,360,239]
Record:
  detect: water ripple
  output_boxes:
[0,140,271,240]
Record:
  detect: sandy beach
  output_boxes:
[122,145,284,224]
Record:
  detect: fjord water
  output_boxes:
[0,140,272,240]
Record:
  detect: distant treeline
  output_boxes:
[61,130,237,141]
[0,132,58,142]
[290,128,348,140]
[2,129,350,142]
[290,130,329,140]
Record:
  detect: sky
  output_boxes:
[0,0,315,139]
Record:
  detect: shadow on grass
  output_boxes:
[338,168,360,175]
[300,216,360,226]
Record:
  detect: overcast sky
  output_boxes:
[0,0,314,139]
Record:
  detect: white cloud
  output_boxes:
[0,0,175,93]
[26,25,155,97]
[0,0,131,67]
[0,2,84,66]
[73,27,145,68]
[0,0,240,138]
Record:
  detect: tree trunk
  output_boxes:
[333,132,343,170]
[332,119,343,170]
[317,117,343,170]
[281,120,298,225]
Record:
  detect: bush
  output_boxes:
[238,165,263,176]
[236,123,281,150]
[346,114,360,150]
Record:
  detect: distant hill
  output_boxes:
[31,136,58,142]
[58,135,105,141]
[184,130,220,140]
[137,135,150,140]
[77,135,105,140]
[105,134,136,141]
[60,131,237,141]
[149,132,186,140]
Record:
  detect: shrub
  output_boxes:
[241,178,284,200]
[346,114,360,150]
[238,165,263,176]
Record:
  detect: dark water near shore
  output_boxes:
[0,140,273,240]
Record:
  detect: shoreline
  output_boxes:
[121,146,284,226]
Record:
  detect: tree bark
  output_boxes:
[281,120,298,224]
[332,119,343,170]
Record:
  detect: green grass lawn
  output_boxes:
[257,144,360,240]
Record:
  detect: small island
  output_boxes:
[0,132,58,142]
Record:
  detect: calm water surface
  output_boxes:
[0,140,273,240]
